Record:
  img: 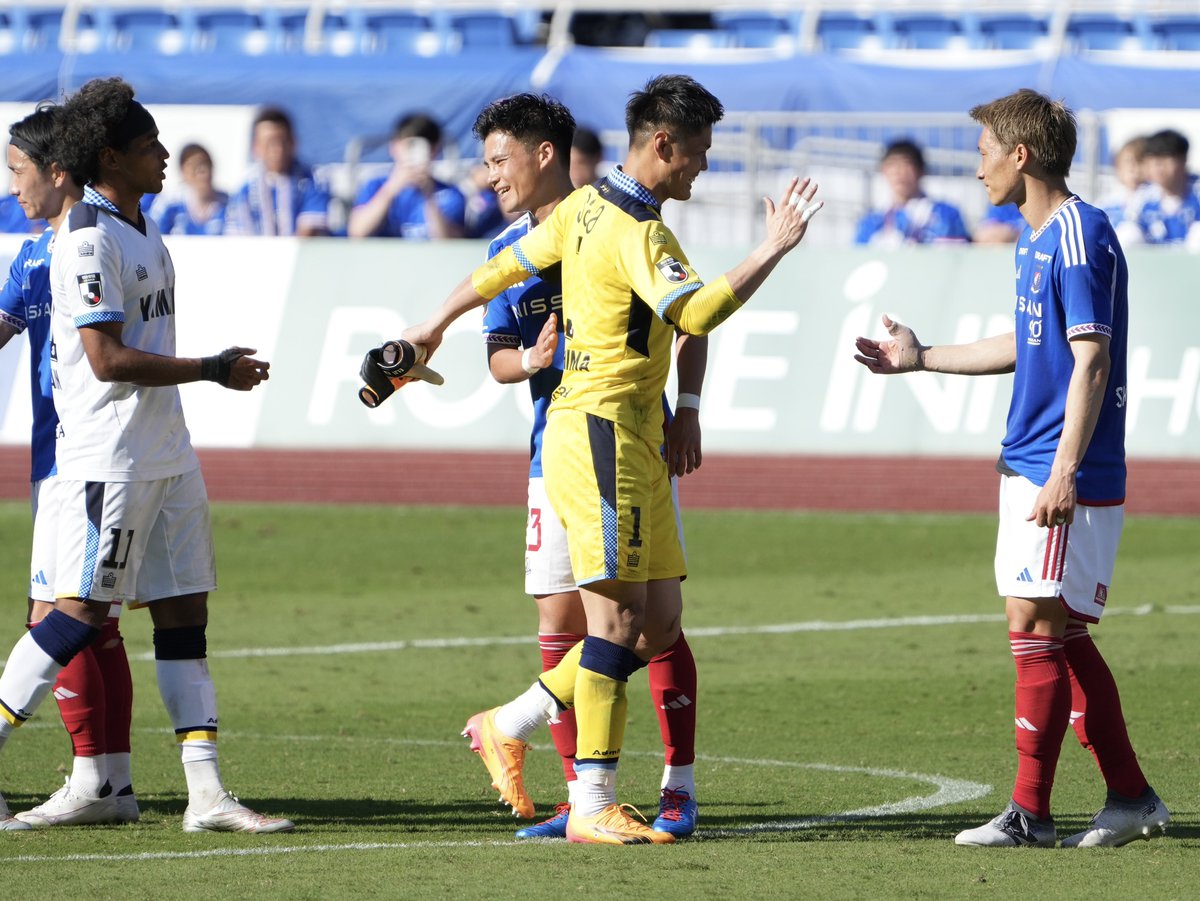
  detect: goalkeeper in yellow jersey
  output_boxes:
[403,74,822,844]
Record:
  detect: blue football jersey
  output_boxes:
[1132,174,1200,244]
[1004,196,1128,502]
[481,212,564,478]
[0,229,58,481]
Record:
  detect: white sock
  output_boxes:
[567,779,580,807]
[70,755,108,797]
[662,764,696,798]
[105,752,133,794]
[494,682,558,742]
[573,766,617,817]
[0,630,64,749]
[181,741,224,810]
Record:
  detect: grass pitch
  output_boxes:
[0,501,1196,899]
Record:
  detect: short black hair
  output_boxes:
[393,112,442,146]
[882,139,926,173]
[8,103,61,172]
[572,125,602,158]
[1143,129,1189,159]
[253,105,294,136]
[473,94,576,169]
[625,74,724,147]
[56,77,142,186]
[178,143,211,168]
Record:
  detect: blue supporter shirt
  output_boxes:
[1003,196,1127,503]
[150,192,229,235]
[226,162,330,236]
[855,196,971,246]
[481,212,564,477]
[1130,174,1200,244]
[0,229,58,481]
[353,176,466,239]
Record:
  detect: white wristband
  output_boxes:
[521,347,542,375]
[676,393,701,411]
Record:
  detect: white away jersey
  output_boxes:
[50,191,198,481]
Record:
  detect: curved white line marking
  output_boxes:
[4,737,991,861]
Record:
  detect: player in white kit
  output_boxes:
[0,77,291,833]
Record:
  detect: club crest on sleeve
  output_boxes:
[78,241,95,257]
[136,264,149,281]
[77,273,103,307]
[656,257,688,283]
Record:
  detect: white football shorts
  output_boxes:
[29,475,60,603]
[994,473,1123,623]
[55,467,217,604]
[525,476,576,596]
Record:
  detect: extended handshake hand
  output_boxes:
[358,338,445,408]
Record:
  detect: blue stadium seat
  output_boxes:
[107,9,184,54]
[891,14,964,50]
[363,11,435,54]
[711,11,793,49]
[192,9,268,54]
[976,14,1050,50]
[816,13,877,51]
[24,7,66,52]
[451,13,517,48]
[0,10,18,54]
[1067,14,1141,52]
[644,28,734,50]
[1152,17,1200,51]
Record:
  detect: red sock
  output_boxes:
[1010,632,1070,820]
[648,632,697,767]
[49,642,107,758]
[1063,623,1148,799]
[92,617,134,757]
[539,632,583,785]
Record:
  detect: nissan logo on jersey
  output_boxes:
[76,273,103,307]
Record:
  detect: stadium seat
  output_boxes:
[816,13,878,52]
[107,9,185,54]
[451,13,517,48]
[0,11,18,55]
[976,14,1050,51]
[192,9,269,55]
[1067,14,1142,52]
[644,28,734,50]
[24,7,66,52]
[891,14,965,50]
[711,11,793,49]
[1152,17,1200,51]
[363,11,436,54]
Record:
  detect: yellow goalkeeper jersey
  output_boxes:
[473,168,705,443]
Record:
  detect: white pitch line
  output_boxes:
[3,740,991,862]
[115,603,1198,662]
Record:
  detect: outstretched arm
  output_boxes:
[79,322,268,390]
[854,314,1016,376]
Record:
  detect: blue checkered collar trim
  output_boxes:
[605,166,659,210]
[84,186,120,214]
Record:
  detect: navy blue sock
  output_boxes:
[30,610,101,667]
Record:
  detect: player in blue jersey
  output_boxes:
[1,103,138,829]
[854,139,970,246]
[855,88,1170,849]
[149,143,228,236]
[467,93,705,839]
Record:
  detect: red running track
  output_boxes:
[2,446,1196,515]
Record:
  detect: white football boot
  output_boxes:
[15,778,119,827]
[182,790,294,833]
[955,801,1056,848]
[1062,789,1170,848]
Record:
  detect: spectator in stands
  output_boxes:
[226,106,330,236]
[150,143,228,236]
[974,203,1025,244]
[348,113,466,240]
[570,126,604,188]
[1098,136,1146,232]
[855,139,970,246]
[1123,129,1200,247]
